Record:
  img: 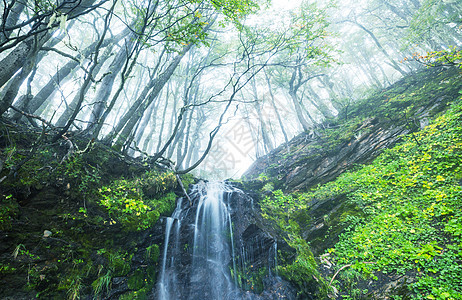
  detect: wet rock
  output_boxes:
[153,182,296,299]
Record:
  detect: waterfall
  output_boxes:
[189,181,238,299]
[156,181,238,300]
[157,197,183,300]
[155,181,289,300]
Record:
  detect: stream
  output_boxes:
[155,181,292,300]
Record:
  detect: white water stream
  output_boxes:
[157,182,239,300]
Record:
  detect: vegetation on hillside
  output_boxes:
[260,78,462,299]
[0,131,194,299]
[244,65,462,192]
[0,0,460,298]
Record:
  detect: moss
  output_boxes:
[240,267,266,293]
[98,175,178,231]
[309,199,365,255]
[108,252,130,277]
[0,127,176,299]
[0,194,18,230]
[179,173,196,192]
[277,238,329,299]
[127,269,146,290]
[92,270,112,296]
[120,288,149,300]
[146,244,160,263]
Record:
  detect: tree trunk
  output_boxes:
[54,43,116,127]
[305,86,335,119]
[350,20,407,76]
[86,32,136,132]
[0,1,26,45]
[7,25,76,121]
[0,0,99,91]
[289,87,311,131]
[176,107,194,169]
[111,44,192,151]
[53,0,116,142]
[251,77,273,153]
[156,82,171,152]
[22,31,127,120]
[103,47,172,144]
[184,109,204,169]
[142,91,163,152]
[132,93,158,153]
[264,69,290,152]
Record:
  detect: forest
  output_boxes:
[0,0,461,299]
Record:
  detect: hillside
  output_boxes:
[244,66,462,192]
[246,66,462,299]
[0,131,194,299]
[0,66,461,299]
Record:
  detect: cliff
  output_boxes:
[246,66,462,299]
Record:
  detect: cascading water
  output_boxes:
[157,197,183,299]
[155,181,294,300]
[189,181,239,299]
[156,181,238,299]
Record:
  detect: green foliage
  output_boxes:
[319,117,364,151]
[146,244,160,263]
[327,100,462,298]
[260,96,462,298]
[0,194,18,230]
[258,173,268,181]
[209,0,263,27]
[261,182,274,193]
[65,275,82,300]
[346,67,461,123]
[232,265,266,293]
[139,171,178,197]
[127,269,146,290]
[404,46,462,69]
[179,173,195,192]
[278,236,328,298]
[58,155,102,198]
[12,244,40,261]
[0,133,174,299]
[261,191,328,297]
[406,0,462,46]
[92,270,112,296]
[107,251,131,277]
[285,0,336,63]
[1,146,54,190]
[98,171,177,231]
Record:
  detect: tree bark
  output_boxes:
[86,32,136,131]
[54,43,116,127]
[251,76,273,153]
[0,0,100,91]
[111,43,192,151]
[23,30,128,119]
[53,0,116,142]
[347,20,407,76]
[289,66,311,131]
[0,1,26,45]
[264,70,290,152]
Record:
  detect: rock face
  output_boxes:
[243,67,461,193]
[239,66,462,298]
[245,118,410,192]
[153,181,296,300]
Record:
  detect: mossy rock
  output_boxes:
[110,256,130,277]
[120,288,149,300]
[127,269,146,290]
[146,244,160,263]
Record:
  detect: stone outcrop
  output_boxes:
[152,181,296,299]
[244,67,461,193]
